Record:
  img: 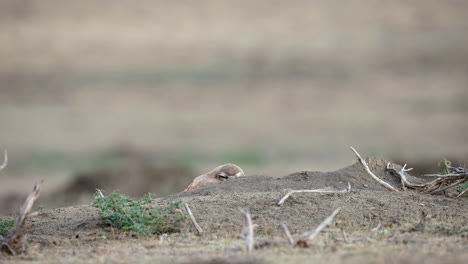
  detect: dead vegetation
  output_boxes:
[0,150,7,171]
[0,147,466,261]
[1,150,43,255]
[277,183,351,206]
[185,147,467,253]
[351,147,467,196]
[0,181,42,255]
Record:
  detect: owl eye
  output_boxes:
[218,172,229,179]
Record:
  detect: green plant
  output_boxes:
[0,219,14,237]
[92,190,186,234]
[437,159,467,196]
[35,205,44,212]
[438,159,452,175]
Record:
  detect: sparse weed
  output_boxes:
[92,190,186,234]
[438,159,452,175]
[0,219,14,237]
[437,159,467,196]
[35,205,44,212]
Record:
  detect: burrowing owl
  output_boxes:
[184,163,244,191]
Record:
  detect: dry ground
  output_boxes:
[1,159,467,263]
[1,0,468,263]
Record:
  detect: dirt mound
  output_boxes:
[5,158,463,248]
[163,159,465,236]
[171,158,423,198]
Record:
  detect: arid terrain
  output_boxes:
[1,158,467,263]
[1,0,468,263]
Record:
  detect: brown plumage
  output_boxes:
[184,163,244,191]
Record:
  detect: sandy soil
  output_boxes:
[1,159,466,263]
[1,0,468,262]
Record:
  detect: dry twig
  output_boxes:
[386,159,467,194]
[386,163,425,190]
[457,188,468,198]
[296,208,341,245]
[350,147,399,192]
[277,183,351,206]
[280,222,294,246]
[351,146,466,195]
[426,179,466,195]
[96,189,105,198]
[371,221,382,232]
[1,180,42,255]
[421,162,466,194]
[184,202,203,235]
[0,150,7,171]
[239,208,254,252]
[424,173,465,177]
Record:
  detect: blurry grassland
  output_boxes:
[1,0,468,187]
[11,148,266,176]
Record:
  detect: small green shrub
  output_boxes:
[0,219,14,237]
[92,190,186,234]
[438,159,452,175]
[437,159,467,196]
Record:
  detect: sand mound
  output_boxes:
[172,158,408,198]
[8,157,463,249]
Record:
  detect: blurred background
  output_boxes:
[1,0,467,214]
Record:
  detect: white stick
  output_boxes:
[423,173,465,177]
[298,208,341,242]
[386,163,425,189]
[371,221,382,232]
[239,208,254,252]
[277,182,351,206]
[350,147,399,192]
[426,179,466,194]
[280,222,294,245]
[184,202,203,235]
[457,188,468,198]
[97,189,105,198]
[0,150,7,171]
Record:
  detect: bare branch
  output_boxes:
[445,164,468,174]
[280,222,294,246]
[350,147,399,192]
[298,208,341,242]
[371,221,382,232]
[341,229,350,243]
[1,180,42,255]
[386,162,426,189]
[277,182,351,206]
[423,173,465,177]
[239,208,254,252]
[184,202,203,235]
[457,188,468,198]
[426,179,466,195]
[0,150,7,171]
